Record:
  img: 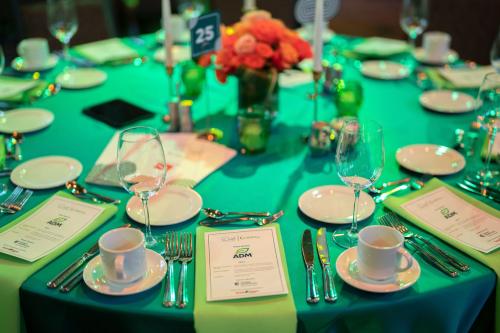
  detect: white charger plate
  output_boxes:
[361,61,410,80]
[126,185,202,226]
[0,108,54,133]
[419,90,476,113]
[413,48,459,65]
[11,54,59,72]
[396,144,466,175]
[298,185,375,224]
[56,68,107,89]
[11,156,83,189]
[83,249,167,296]
[336,247,420,293]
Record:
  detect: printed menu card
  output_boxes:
[204,227,289,301]
[401,187,500,253]
[0,196,104,262]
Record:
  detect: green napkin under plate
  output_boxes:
[0,76,46,103]
[73,38,139,65]
[0,191,117,333]
[194,224,297,333]
[384,178,500,333]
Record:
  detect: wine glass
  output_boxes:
[471,72,500,185]
[332,119,385,248]
[491,28,500,72]
[117,126,167,252]
[0,45,4,74]
[47,0,78,61]
[400,0,429,48]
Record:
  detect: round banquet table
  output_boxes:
[3,35,496,333]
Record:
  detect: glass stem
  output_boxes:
[141,197,154,245]
[63,42,70,62]
[484,127,497,178]
[350,186,361,235]
[409,36,416,49]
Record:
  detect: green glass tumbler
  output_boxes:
[181,61,206,99]
[237,106,272,154]
[334,80,363,117]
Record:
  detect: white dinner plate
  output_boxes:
[361,61,410,80]
[11,156,83,189]
[396,144,466,175]
[336,247,420,293]
[419,90,476,113]
[298,185,375,224]
[126,185,202,226]
[413,48,459,65]
[352,38,410,58]
[56,68,107,89]
[0,108,54,133]
[83,249,167,296]
[11,54,59,72]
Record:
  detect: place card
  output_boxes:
[0,196,104,262]
[0,76,38,100]
[204,227,289,301]
[401,187,500,253]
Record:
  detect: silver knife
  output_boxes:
[457,182,500,203]
[406,239,458,278]
[316,228,337,303]
[301,230,319,304]
[59,270,83,293]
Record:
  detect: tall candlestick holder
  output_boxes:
[163,65,181,132]
[308,70,334,155]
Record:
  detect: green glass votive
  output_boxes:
[334,80,363,117]
[181,61,206,99]
[237,106,272,154]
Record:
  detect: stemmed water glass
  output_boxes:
[400,0,429,48]
[47,0,78,61]
[491,28,500,72]
[471,72,500,185]
[332,119,385,248]
[117,126,167,253]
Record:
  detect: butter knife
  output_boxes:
[316,228,337,303]
[406,239,458,278]
[59,271,83,293]
[301,230,319,304]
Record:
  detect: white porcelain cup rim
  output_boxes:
[98,227,145,253]
[358,225,404,249]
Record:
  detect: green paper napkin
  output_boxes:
[194,224,297,333]
[0,76,46,103]
[73,38,138,65]
[0,191,118,333]
[384,178,500,333]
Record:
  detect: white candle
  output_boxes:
[162,0,173,69]
[243,0,257,12]
[313,0,324,72]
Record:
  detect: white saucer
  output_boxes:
[0,108,54,133]
[361,61,410,80]
[396,144,466,175]
[413,48,459,65]
[11,54,59,72]
[126,185,202,226]
[83,249,167,296]
[11,156,83,189]
[419,90,476,113]
[299,185,375,224]
[352,38,410,58]
[153,46,191,64]
[336,247,420,293]
[56,68,107,89]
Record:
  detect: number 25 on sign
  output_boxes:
[189,12,221,57]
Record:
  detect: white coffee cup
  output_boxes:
[99,228,147,284]
[423,31,451,62]
[17,38,50,68]
[357,225,413,281]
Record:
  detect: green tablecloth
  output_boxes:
[0,35,494,333]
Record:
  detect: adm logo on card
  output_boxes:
[233,247,252,259]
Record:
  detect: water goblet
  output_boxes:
[47,0,78,61]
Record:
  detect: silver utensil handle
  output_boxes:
[227,211,270,217]
[176,262,188,308]
[407,240,458,277]
[87,191,121,204]
[59,271,83,293]
[14,143,22,161]
[47,256,87,288]
[374,184,410,203]
[199,217,251,226]
[381,177,412,190]
[306,265,320,304]
[322,264,337,303]
[415,236,470,272]
[163,260,176,307]
[457,183,500,203]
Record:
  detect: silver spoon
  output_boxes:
[202,208,270,219]
[65,181,121,204]
[374,180,424,204]
[200,210,284,227]
[369,177,412,194]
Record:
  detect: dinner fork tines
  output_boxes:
[9,190,34,211]
[0,187,22,214]
[176,233,193,309]
[163,232,180,307]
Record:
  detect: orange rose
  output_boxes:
[250,19,284,44]
[242,54,265,69]
[279,42,299,65]
[241,10,272,23]
[234,34,257,55]
[255,42,273,58]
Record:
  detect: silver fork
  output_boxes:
[176,233,193,308]
[163,232,180,307]
[0,187,23,213]
[8,190,33,211]
[385,213,470,272]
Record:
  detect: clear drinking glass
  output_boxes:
[472,72,500,185]
[47,0,78,60]
[491,28,500,72]
[117,126,167,252]
[400,0,429,48]
[0,45,4,74]
[332,119,385,248]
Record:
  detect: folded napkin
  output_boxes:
[438,66,495,89]
[73,38,138,65]
[86,132,237,188]
[279,70,313,88]
[194,224,297,333]
[0,191,117,333]
[0,76,40,101]
[351,37,410,58]
[384,178,500,333]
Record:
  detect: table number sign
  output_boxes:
[401,187,500,253]
[189,12,221,58]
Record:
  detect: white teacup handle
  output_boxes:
[396,248,413,272]
[114,255,125,280]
